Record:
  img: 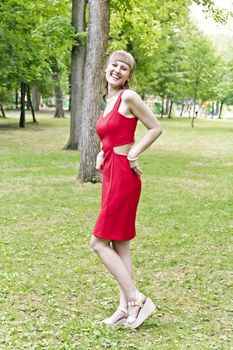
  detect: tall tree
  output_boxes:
[78,0,110,182]
[65,0,87,149]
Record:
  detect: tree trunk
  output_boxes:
[211,101,214,119]
[53,71,65,118]
[27,85,37,123]
[219,101,224,119]
[19,82,27,128]
[191,81,198,127]
[188,105,191,118]
[26,88,30,110]
[180,103,185,117]
[32,86,41,111]
[165,97,170,115]
[15,90,19,110]
[68,73,71,111]
[78,0,110,183]
[168,99,173,118]
[215,101,220,116]
[161,96,164,118]
[0,104,6,118]
[64,0,87,150]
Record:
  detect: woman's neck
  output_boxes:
[106,87,122,101]
[107,86,122,97]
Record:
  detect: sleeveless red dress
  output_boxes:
[93,89,141,241]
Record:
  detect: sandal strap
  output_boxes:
[117,307,128,315]
[128,300,143,308]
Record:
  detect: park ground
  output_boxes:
[0,113,232,349]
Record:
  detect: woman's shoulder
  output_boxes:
[122,88,140,103]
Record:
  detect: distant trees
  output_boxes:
[0,0,74,126]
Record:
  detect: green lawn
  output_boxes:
[0,113,232,350]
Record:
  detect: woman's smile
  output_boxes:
[106,60,130,86]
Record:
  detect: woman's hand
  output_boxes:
[96,150,104,170]
[129,159,142,176]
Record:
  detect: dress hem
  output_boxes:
[93,231,136,241]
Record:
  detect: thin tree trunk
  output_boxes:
[180,103,185,117]
[161,96,164,118]
[191,81,198,127]
[78,0,110,183]
[26,88,30,110]
[0,104,6,118]
[15,90,19,110]
[215,101,220,116]
[27,85,37,123]
[53,71,65,118]
[168,99,173,118]
[165,97,170,115]
[32,86,40,111]
[64,0,87,150]
[219,101,224,119]
[211,101,214,119]
[68,73,71,111]
[188,105,191,118]
[19,82,26,128]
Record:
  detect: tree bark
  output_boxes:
[0,104,6,118]
[180,103,185,117]
[15,90,19,110]
[53,71,65,118]
[188,105,191,118]
[168,99,173,118]
[161,96,164,118]
[65,0,87,150]
[219,101,224,119]
[165,96,170,115]
[27,85,37,123]
[191,80,199,127]
[26,88,30,110]
[32,86,41,111]
[78,0,110,183]
[215,101,220,116]
[211,101,214,119]
[19,82,27,128]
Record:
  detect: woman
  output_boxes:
[90,50,162,329]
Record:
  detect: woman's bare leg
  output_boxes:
[112,240,133,311]
[90,235,146,325]
[90,235,137,300]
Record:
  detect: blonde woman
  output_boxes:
[90,50,162,329]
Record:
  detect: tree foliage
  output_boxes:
[0,0,74,123]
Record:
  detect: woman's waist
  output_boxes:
[102,142,134,156]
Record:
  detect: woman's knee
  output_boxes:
[90,235,108,253]
[112,240,130,256]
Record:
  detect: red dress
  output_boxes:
[93,89,141,241]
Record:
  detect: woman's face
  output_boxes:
[105,60,131,88]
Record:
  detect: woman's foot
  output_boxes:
[124,292,156,329]
[102,307,128,327]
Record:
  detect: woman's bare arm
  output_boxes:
[123,90,162,159]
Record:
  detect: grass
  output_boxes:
[0,112,232,350]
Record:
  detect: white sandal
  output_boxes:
[102,307,128,327]
[124,297,156,329]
